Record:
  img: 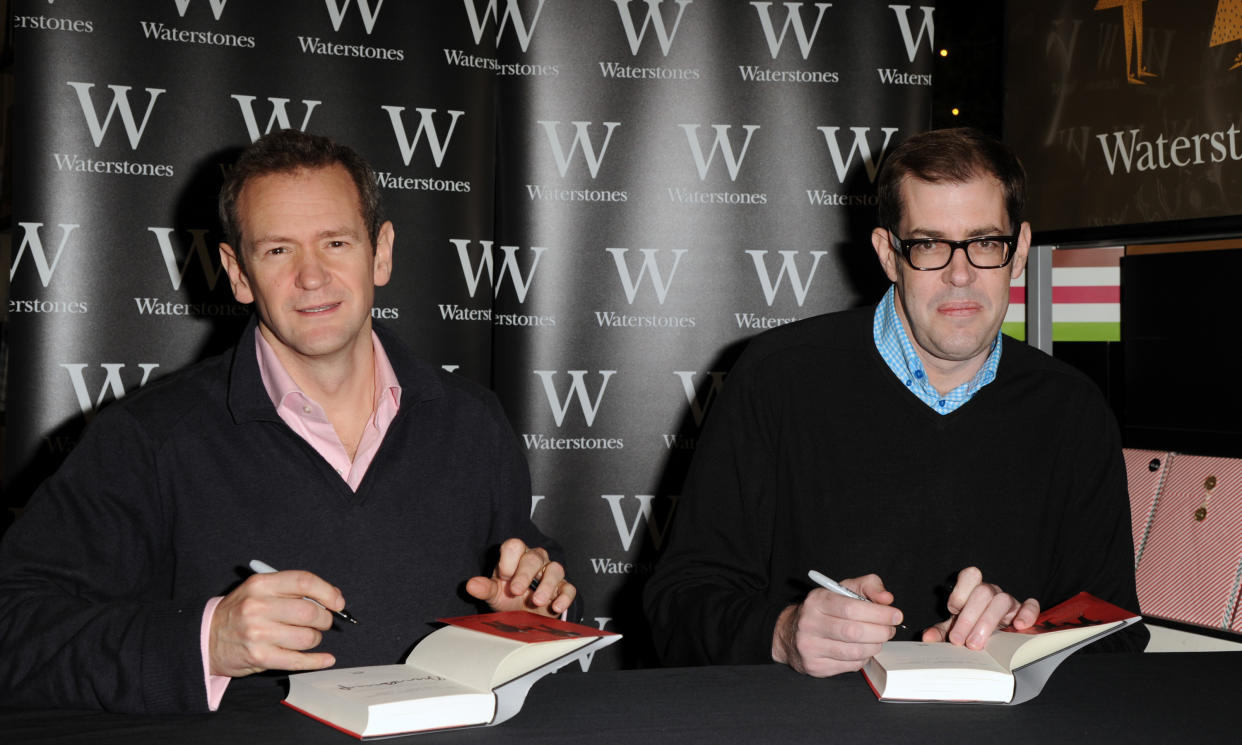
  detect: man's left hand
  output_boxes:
[466,538,576,617]
[921,566,1040,649]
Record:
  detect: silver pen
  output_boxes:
[249,559,359,625]
[808,569,907,629]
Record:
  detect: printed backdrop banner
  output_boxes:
[5,0,934,668]
[1005,0,1242,238]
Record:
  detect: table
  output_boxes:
[2,653,1237,744]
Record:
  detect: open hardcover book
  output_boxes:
[283,611,621,738]
[862,592,1141,705]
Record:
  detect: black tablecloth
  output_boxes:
[3,652,1238,744]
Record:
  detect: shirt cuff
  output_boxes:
[201,596,231,711]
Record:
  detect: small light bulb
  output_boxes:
[951,107,961,117]
[940,48,948,57]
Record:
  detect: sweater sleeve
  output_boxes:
[643,349,790,665]
[0,405,211,713]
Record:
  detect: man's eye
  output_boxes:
[973,239,1001,251]
[912,240,940,252]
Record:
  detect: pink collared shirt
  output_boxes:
[200,328,402,709]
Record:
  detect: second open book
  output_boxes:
[863,592,1141,704]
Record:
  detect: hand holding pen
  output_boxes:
[206,561,355,678]
[771,570,905,678]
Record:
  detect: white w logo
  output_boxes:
[173,0,229,19]
[67,82,165,150]
[324,0,385,34]
[751,2,832,59]
[680,124,760,181]
[462,0,547,52]
[672,370,726,427]
[538,121,621,178]
[601,494,678,551]
[10,222,79,287]
[888,4,934,62]
[61,363,160,421]
[148,228,225,291]
[606,248,686,305]
[382,107,465,167]
[746,249,826,306]
[230,96,322,142]
[449,239,547,303]
[533,370,616,427]
[818,125,899,183]
[612,0,693,56]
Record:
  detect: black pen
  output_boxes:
[249,559,359,625]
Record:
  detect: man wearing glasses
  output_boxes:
[645,127,1145,676]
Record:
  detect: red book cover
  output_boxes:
[1013,591,1139,635]
[437,611,617,643]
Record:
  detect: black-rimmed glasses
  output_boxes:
[888,231,1020,271]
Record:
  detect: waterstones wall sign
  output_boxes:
[7,0,933,669]
[1005,0,1242,235]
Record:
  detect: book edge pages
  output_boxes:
[1005,615,1141,705]
[487,634,623,726]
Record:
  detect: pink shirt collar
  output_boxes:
[254,328,402,491]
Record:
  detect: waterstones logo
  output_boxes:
[874,5,934,84]
[299,1,403,60]
[9,222,79,287]
[746,249,825,307]
[600,494,678,552]
[61,363,160,421]
[68,82,164,150]
[818,126,899,184]
[449,239,547,303]
[463,0,547,52]
[148,227,224,291]
[61,82,175,176]
[172,0,230,20]
[135,228,246,319]
[325,0,385,34]
[538,121,620,179]
[670,124,767,204]
[140,1,254,48]
[607,248,685,304]
[751,1,830,59]
[742,3,838,82]
[663,370,726,449]
[681,124,759,181]
[523,369,623,448]
[888,4,934,62]
[1095,126,1242,174]
[528,122,629,201]
[533,370,615,427]
[383,107,464,168]
[231,95,321,142]
[597,248,696,327]
[612,0,692,56]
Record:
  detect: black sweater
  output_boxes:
[644,306,1146,665]
[0,320,551,712]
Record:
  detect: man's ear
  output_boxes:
[373,221,394,288]
[1009,221,1032,280]
[219,243,253,304]
[871,227,900,284]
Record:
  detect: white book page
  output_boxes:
[873,643,1013,702]
[287,664,495,735]
[984,620,1126,670]
[406,625,592,690]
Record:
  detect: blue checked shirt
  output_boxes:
[873,285,1002,415]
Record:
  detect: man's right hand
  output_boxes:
[771,574,902,677]
[209,570,344,677]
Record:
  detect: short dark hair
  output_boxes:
[876,127,1026,233]
[218,130,384,267]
